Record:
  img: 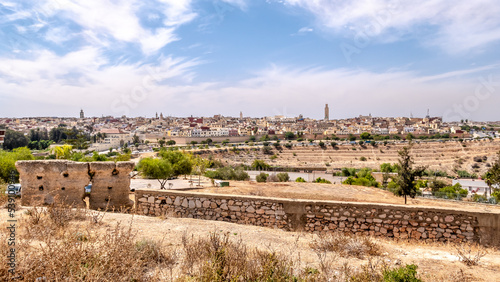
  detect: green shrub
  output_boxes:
[471,194,488,202]
[360,156,367,161]
[256,172,268,182]
[382,264,421,282]
[276,172,290,182]
[251,159,270,170]
[313,177,331,184]
[435,183,468,199]
[205,166,250,181]
[295,177,306,182]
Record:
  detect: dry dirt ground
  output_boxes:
[1,206,499,281]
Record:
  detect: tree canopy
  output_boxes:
[0,147,34,182]
[485,151,500,191]
[3,129,29,150]
[395,146,426,204]
[137,158,173,189]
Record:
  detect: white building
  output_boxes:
[452,179,494,197]
[92,128,132,151]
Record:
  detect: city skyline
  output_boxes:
[1,1,500,120]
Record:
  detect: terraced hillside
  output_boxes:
[210,139,500,176]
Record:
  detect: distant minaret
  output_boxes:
[426,109,430,119]
[240,111,243,119]
[80,109,84,119]
[324,104,329,120]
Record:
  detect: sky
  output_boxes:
[1,0,500,121]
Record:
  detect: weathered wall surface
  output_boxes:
[135,190,500,247]
[16,160,89,207]
[88,162,135,210]
[16,160,134,210]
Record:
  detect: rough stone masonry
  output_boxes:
[136,190,500,247]
[16,160,134,210]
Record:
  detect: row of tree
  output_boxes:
[2,125,92,151]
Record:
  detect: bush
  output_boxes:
[276,172,290,182]
[205,166,250,181]
[295,177,306,182]
[435,183,468,199]
[472,194,488,202]
[360,156,367,161]
[251,159,270,170]
[256,172,268,182]
[310,232,381,259]
[457,170,477,178]
[262,146,273,155]
[382,264,421,282]
[313,177,331,184]
[266,174,279,182]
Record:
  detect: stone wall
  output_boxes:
[16,160,134,210]
[135,190,500,247]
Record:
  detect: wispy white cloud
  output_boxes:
[1,0,197,55]
[220,0,248,10]
[282,0,500,53]
[1,57,499,120]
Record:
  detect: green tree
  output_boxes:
[251,159,270,170]
[284,132,295,140]
[51,145,74,159]
[0,147,34,182]
[158,150,194,178]
[158,139,166,147]
[360,132,372,140]
[484,151,500,192]
[395,146,426,204]
[3,129,29,150]
[259,134,270,142]
[193,157,209,186]
[137,158,173,189]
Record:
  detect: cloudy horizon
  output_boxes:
[1,0,500,121]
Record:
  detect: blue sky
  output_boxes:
[1,0,500,121]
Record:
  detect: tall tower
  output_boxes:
[80,109,84,119]
[240,111,243,119]
[324,104,329,120]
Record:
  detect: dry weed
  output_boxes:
[455,242,488,266]
[311,232,382,259]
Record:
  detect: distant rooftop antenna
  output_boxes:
[426,109,430,118]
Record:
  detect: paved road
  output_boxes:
[131,177,210,190]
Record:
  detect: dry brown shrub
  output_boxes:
[180,230,300,281]
[310,232,382,259]
[455,242,488,266]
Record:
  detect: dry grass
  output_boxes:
[311,232,382,259]
[0,202,435,281]
[454,242,488,266]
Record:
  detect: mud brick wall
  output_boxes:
[16,160,89,207]
[16,160,134,210]
[135,190,500,247]
[88,162,135,210]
